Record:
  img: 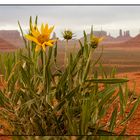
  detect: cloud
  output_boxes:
[0,6,140,37]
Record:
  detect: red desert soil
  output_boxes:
[117,72,140,95]
[101,72,140,135]
[0,137,11,140]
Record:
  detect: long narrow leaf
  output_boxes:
[86,78,129,84]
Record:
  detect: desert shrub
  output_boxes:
[0,17,139,135]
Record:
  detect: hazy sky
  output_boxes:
[1,6,140,38]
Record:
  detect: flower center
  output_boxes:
[37,35,49,44]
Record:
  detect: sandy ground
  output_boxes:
[117,72,140,95]
[99,71,140,135]
[0,137,11,140]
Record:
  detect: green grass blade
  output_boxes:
[120,96,140,125]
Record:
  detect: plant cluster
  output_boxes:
[0,17,139,136]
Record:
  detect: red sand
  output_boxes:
[117,72,140,95]
[101,72,140,135]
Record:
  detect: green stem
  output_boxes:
[65,40,68,68]
[87,48,93,66]
[41,50,47,93]
[40,50,43,70]
[28,42,31,84]
[82,48,94,83]
[92,45,104,68]
[43,51,46,84]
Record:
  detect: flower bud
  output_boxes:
[90,36,104,48]
[62,30,73,40]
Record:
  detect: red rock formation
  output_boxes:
[0,30,23,48]
[121,34,140,47]
[0,37,18,51]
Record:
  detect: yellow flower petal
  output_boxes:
[48,26,54,34]
[43,41,53,47]
[35,45,41,52]
[41,23,45,34]
[35,26,40,35]
[42,44,46,52]
[25,35,41,46]
[31,24,40,37]
[44,24,48,33]
[31,26,40,37]
[47,39,56,43]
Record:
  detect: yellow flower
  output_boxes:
[90,35,104,48]
[25,23,56,52]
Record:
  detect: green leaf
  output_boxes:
[109,106,118,132]
[110,67,117,78]
[82,61,90,82]
[54,40,58,63]
[90,25,93,40]
[18,21,27,47]
[97,85,117,99]
[47,47,53,66]
[98,87,116,109]
[79,40,84,53]
[118,85,125,115]
[29,16,32,31]
[56,68,68,100]
[118,126,127,136]
[99,63,108,79]
[88,127,116,135]
[86,78,129,84]
[70,49,82,73]
[92,45,104,67]
[20,65,30,86]
[35,16,38,26]
[80,98,91,134]
[83,30,89,58]
[55,86,80,111]
[83,30,87,43]
[120,96,140,125]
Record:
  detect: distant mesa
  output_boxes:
[117,34,140,48]
[0,37,18,52]
[80,29,132,45]
[0,29,140,52]
[115,29,132,43]
[0,30,24,51]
